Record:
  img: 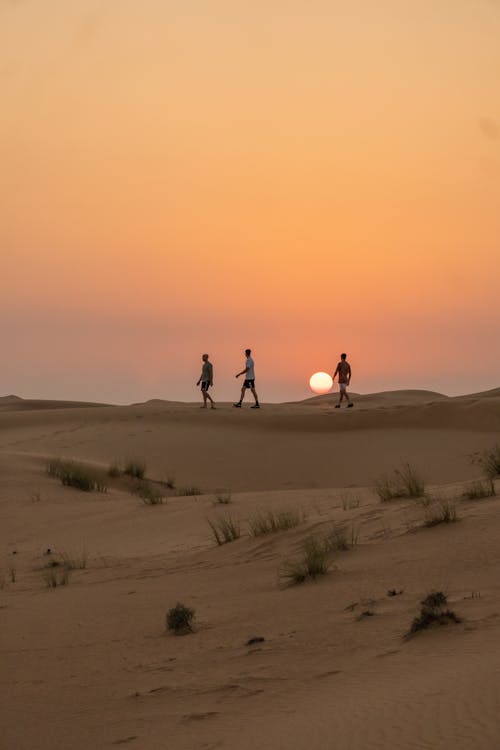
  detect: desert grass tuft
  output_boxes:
[107,462,122,478]
[323,523,358,551]
[407,591,461,636]
[463,478,496,500]
[473,445,500,479]
[375,462,425,502]
[43,566,70,588]
[8,566,16,583]
[248,508,302,537]
[213,492,232,505]
[165,474,176,490]
[423,499,459,527]
[166,602,195,634]
[132,479,166,505]
[123,459,146,480]
[340,492,360,511]
[47,459,107,493]
[59,549,88,570]
[177,486,202,497]
[281,535,330,586]
[208,515,241,545]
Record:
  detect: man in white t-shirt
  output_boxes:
[233,348,260,409]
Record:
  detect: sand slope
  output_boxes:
[1,390,500,749]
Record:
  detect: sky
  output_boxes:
[1,0,499,403]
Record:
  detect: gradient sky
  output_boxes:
[2,0,499,403]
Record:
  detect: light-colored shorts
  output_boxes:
[339,382,348,392]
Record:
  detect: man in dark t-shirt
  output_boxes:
[333,353,353,408]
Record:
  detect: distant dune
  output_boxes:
[0,396,112,412]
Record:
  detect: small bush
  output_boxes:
[248,509,301,537]
[375,462,425,502]
[177,486,202,497]
[463,478,496,500]
[132,479,166,505]
[474,445,500,479]
[423,499,458,527]
[47,459,107,493]
[208,515,241,545]
[43,567,70,588]
[422,591,447,609]
[281,535,330,585]
[124,459,146,480]
[408,591,461,636]
[166,602,195,634]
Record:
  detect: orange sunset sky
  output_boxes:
[2,0,499,403]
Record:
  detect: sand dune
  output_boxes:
[1,389,500,749]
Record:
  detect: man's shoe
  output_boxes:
[347,403,354,408]
[334,404,341,409]
[251,404,260,409]
[233,403,242,408]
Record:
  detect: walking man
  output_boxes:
[196,353,215,409]
[233,349,260,409]
[333,353,353,408]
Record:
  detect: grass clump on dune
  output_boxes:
[208,515,241,545]
[166,603,195,635]
[47,459,107,493]
[375,462,425,502]
[248,508,302,537]
[463,478,496,500]
[323,523,358,551]
[132,479,166,505]
[59,549,88,570]
[213,492,232,505]
[107,462,122,478]
[423,499,458,527]
[474,445,500,479]
[407,591,461,636]
[177,486,202,497]
[123,459,146,480]
[43,566,70,588]
[281,535,330,585]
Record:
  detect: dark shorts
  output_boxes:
[243,379,255,389]
[200,381,211,392]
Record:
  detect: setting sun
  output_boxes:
[309,372,333,395]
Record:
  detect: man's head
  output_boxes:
[202,353,209,362]
[245,349,252,357]
[340,353,347,360]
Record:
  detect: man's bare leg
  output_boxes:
[206,392,215,409]
[250,387,260,408]
[201,391,208,408]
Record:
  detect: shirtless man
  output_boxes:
[196,354,215,409]
[333,353,353,408]
[233,349,260,409]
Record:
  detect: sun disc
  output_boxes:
[309,371,333,395]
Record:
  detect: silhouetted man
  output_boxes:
[196,353,215,409]
[333,353,353,408]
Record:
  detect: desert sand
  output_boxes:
[2,389,500,749]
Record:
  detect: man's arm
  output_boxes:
[236,366,249,378]
[347,365,352,384]
[209,363,214,386]
[332,364,339,381]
